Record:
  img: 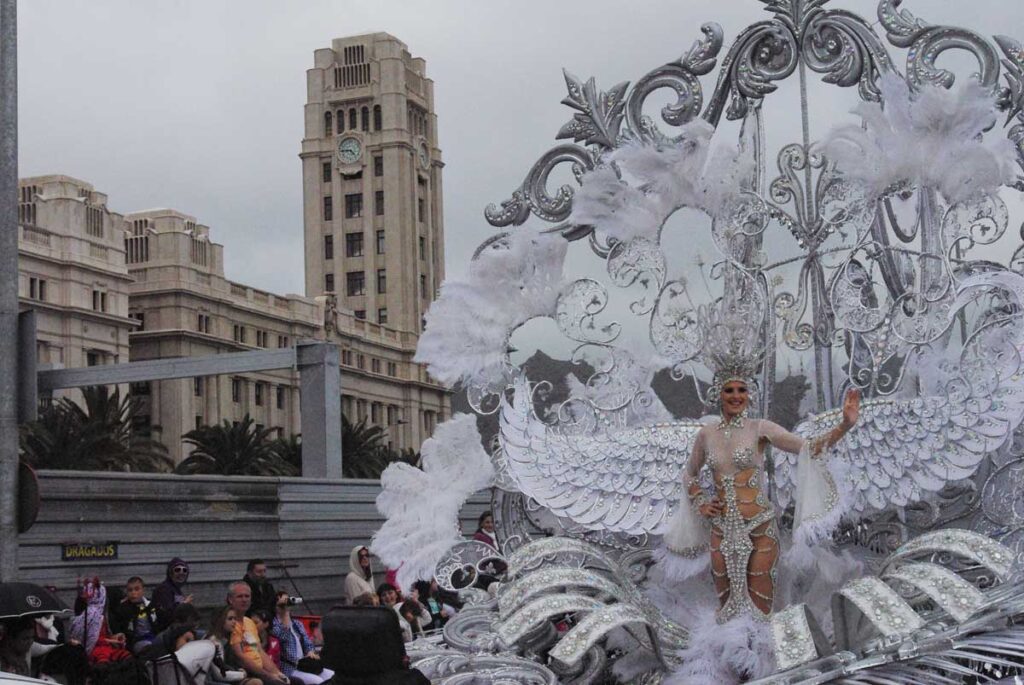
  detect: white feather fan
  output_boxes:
[371,414,494,591]
[818,73,1017,202]
[414,229,567,388]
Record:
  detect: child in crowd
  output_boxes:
[110,576,158,655]
[207,606,258,685]
[251,611,281,669]
[397,601,426,643]
[411,580,457,631]
[69,578,132,665]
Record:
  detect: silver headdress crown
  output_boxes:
[700,280,766,405]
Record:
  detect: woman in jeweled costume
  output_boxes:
[672,378,860,622]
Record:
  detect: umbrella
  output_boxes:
[0,582,68,620]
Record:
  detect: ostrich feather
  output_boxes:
[371,414,494,590]
[414,229,567,388]
[818,73,1017,202]
[569,120,753,243]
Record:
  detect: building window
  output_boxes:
[341,349,353,365]
[361,106,369,131]
[195,416,203,430]
[336,109,344,133]
[324,234,334,260]
[376,230,385,254]
[420,274,427,299]
[28,277,47,301]
[371,402,381,423]
[86,206,103,238]
[346,271,365,296]
[349,108,357,130]
[322,161,332,183]
[277,335,289,348]
[373,156,383,177]
[129,311,144,330]
[354,309,366,320]
[345,232,363,257]
[418,198,425,223]
[197,313,211,333]
[378,307,388,325]
[256,330,267,348]
[419,236,426,260]
[91,290,108,313]
[371,358,381,374]
[376,269,386,294]
[344,193,363,218]
[194,377,203,397]
[131,381,150,396]
[86,351,101,367]
[255,383,264,406]
[373,104,382,130]
[374,190,384,216]
[232,378,241,403]
[323,196,333,222]
[276,385,286,409]
[357,354,366,372]
[386,361,397,377]
[325,273,335,293]
[324,111,332,137]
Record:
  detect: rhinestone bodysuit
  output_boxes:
[686,416,801,623]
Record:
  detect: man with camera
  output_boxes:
[270,592,333,685]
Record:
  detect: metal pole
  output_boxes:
[0,0,19,581]
[297,341,342,478]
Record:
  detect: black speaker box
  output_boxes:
[321,606,409,676]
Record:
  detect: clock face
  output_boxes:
[337,136,362,165]
[418,141,430,170]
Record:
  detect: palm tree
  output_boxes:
[270,433,302,474]
[19,386,172,472]
[177,415,297,476]
[341,414,394,479]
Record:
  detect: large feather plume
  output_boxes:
[414,230,567,388]
[371,414,494,591]
[818,73,1018,202]
[569,120,753,243]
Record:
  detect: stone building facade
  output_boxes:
[16,33,450,466]
[301,32,450,440]
[122,208,321,461]
[17,175,136,378]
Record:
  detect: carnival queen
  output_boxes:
[664,325,861,623]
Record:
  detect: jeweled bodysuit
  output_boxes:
[686,416,806,622]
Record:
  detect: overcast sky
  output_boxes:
[17,0,1024,301]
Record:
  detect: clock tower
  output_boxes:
[299,33,450,453]
[300,33,444,336]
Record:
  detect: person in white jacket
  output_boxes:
[343,546,376,605]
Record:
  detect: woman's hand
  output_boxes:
[698,499,723,518]
[841,388,860,429]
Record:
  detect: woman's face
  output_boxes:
[481,515,494,533]
[720,381,749,417]
[221,611,240,636]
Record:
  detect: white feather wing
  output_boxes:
[777,386,1024,515]
[499,379,701,535]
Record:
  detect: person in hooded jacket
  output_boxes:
[152,557,193,631]
[343,546,375,605]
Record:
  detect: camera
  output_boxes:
[287,596,303,606]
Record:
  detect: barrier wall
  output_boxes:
[17,470,492,615]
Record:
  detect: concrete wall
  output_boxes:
[17,470,491,616]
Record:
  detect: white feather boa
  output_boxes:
[818,73,1018,202]
[414,230,567,388]
[569,120,753,243]
[371,414,494,590]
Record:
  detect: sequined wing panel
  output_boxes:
[778,386,1024,515]
[499,380,702,535]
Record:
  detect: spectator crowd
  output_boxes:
[0,511,496,684]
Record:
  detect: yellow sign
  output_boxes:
[61,542,118,561]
